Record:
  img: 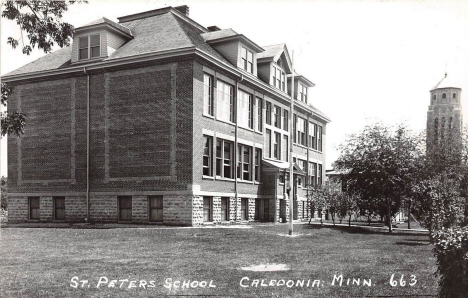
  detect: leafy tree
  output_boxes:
[1,1,86,137]
[335,123,424,232]
[309,186,329,225]
[1,176,7,209]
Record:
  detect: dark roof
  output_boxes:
[77,17,133,37]
[257,43,285,60]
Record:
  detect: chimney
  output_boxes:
[174,5,189,16]
[207,26,221,32]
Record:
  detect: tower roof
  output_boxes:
[431,73,461,91]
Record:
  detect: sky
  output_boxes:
[1,0,468,176]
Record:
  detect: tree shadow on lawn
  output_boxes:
[303,224,429,238]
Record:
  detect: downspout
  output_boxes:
[84,67,90,222]
[235,75,244,220]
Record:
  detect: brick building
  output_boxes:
[3,5,330,225]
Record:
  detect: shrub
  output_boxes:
[432,226,468,297]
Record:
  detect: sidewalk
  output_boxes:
[301,220,429,233]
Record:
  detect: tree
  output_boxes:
[335,123,424,232]
[1,1,86,137]
[0,176,7,209]
[309,186,329,226]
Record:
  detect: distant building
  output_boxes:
[426,73,463,155]
[3,5,330,225]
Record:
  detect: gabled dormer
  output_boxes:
[288,74,315,104]
[71,17,133,64]
[201,28,264,76]
[256,44,293,94]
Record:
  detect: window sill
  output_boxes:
[203,175,215,180]
[237,179,254,185]
[203,113,215,120]
[216,118,236,126]
[254,130,263,135]
[254,181,261,185]
[216,176,235,182]
[238,126,255,132]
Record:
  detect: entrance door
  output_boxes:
[280,199,286,223]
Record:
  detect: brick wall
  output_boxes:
[65,196,87,222]
[7,197,28,222]
[89,195,117,222]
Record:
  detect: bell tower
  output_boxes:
[426,73,463,155]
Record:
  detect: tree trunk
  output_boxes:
[388,200,393,233]
[407,200,411,229]
[349,213,352,226]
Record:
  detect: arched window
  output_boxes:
[442,93,447,99]
[433,95,436,101]
[453,93,457,99]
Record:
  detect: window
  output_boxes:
[297,117,306,146]
[266,129,272,158]
[238,90,253,129]
[118,196,132,221]
[309,122,317,149]
[255,148,261,182]
[203,74,214,116]
[309,162,317,187]
[256,97,263,132]
[279,174,285,184]
[453,93,457,99]
[283,110,289,131]
[318,126,323,152]
[241,46,254,73]
[298,159,307,172]
[79,34,101,60]
[299,84,308,103]
[237,144,252,181]
[274,106,281,128]
[29,197,40,220]
[441,117,446,139]
[433,95,436,101]
[283,135,288,162]
[203,197,212,222]
[293,115,297,143]
[266,101,272,125]
[274,132,281,160]
[221,197,229,221]
[273,65,286,91]
[318,164,323,186]
[216,80,234,122]
[216,139,234,178]
[54,197,65,220]
[449,117,453,130]
[298,176,302,187]
[442,93,447,99]
[203,136,213,176]
[241,198,248,220]
[149,196,163,222]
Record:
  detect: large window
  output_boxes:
[203,197,212,222]
[203,73,214,116]
[299,84,307,103]
[283,135,288,162]
[241,198,248,221]
[256,97,263,132]
[216,80,234,122]
[293,115,297,143]
[274,132,281,160]
[79,34,100,60]
[274,106,281,128]
[29,197,40,220]
[118,196,132,222]
[54,197,65,220]
[149,196,163,222]
[283,110,289,131]
[318,126,323,152]
[266,129,272,158]
[241,46,254,73]
[297,117,306,146]
[203,136,213,176]
[216,139,233,178]
[237,144,252,181]
[221,197,230,221]
[318,164,323,186]
[266,101,272,125]
[309,122,317,149]
[238,90,253,129]
[255,148,261,182]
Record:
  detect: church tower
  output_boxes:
[426,73,463,155]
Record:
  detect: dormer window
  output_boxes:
[299,83,308,103]
[241,46,254,73]
[79,34,101,60]
[272,64,285,91]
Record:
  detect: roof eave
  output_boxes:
[206,35,264,52]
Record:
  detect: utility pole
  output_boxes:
[288,51,295,235]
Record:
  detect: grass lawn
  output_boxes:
[0,224,438,297]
